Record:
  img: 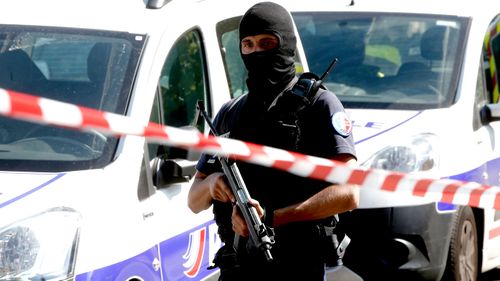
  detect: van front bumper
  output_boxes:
[340,203,455,281]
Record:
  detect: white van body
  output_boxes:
[271,1,500,280]
[0,0,312,280]
[3,0,500,280]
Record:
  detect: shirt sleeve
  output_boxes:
[308,89,357,160]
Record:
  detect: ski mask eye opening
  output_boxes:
[240,33,280,55]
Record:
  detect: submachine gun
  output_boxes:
[196,100,275,262]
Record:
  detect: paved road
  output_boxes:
[209,265,499,280]
[326,266,500,280]
[326,265,362,281]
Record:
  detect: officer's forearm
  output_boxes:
[187,172,214,213]
[273,183,359,227]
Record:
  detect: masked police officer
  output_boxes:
[188,2,359,280]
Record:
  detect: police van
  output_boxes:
[2,0,499,280]
[0,0,315,280]
[268,0,500,280]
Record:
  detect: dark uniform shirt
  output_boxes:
[196,86,356,280]
[197,86,356,206]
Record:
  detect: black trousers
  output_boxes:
[217,224,327,281]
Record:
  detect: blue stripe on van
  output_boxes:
[354,111,423,145]
[75,244,161,281]
[75,220,219,281]
[436,157,500,212]
[0,173,65,209]
[435,163,486,212]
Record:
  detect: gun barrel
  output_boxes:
[264,249,273,261]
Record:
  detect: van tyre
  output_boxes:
[442,206,478,281]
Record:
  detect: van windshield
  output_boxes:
[0,25,144,172]
[292,12,468,110]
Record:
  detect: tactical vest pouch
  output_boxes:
[265,77,315,151]
[261,118,300,150]
[265,71,328,151]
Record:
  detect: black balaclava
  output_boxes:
[239,2,297,105]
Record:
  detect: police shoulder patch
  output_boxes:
[331,111,352,137]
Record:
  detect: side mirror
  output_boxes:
[480,103,500,124]
[151,155,197,187]
[151,126,202,188]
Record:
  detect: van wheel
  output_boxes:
[442,206,478,281]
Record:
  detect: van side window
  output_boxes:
[160,30,207,130]
[492,28,500,102]
[148,29,207,160]
[147,93,163,160]
[485,16,500,103]
[217,17,247,98]
[474,60,489,130]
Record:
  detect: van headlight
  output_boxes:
[0,208,81,281]
[362,133,439,173]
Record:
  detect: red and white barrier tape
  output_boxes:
[1,88,500,210]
